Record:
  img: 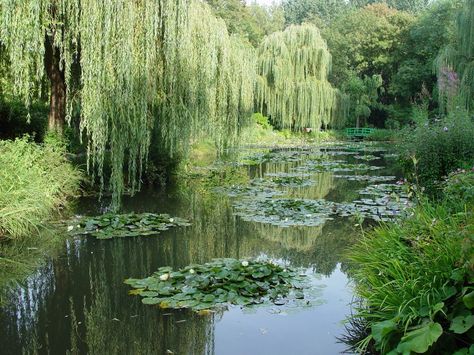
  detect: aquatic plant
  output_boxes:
[334,175,396,183]
[233,198,335,227]
[353,154,381,161]
[125,258,307,311]
[293,161,383,173]
[69,213,190,240]
[233,195,410,227]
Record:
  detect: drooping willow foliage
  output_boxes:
[0,0,256,208]
[436,0,474,111]
[158,0,256,156]
[256,24,347,130]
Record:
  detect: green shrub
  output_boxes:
[366,129,397,142]
[252,112,272,130]
[347,170,474,354]
[0,137,82,239]
[399,110,474,193]
[0,98,48,141]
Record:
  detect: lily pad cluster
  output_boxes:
[233,196,410,227]
[353,154,381,161]
[233,198,335,227]
[358,183,407,197]
[293,161,383,173]
[334,174,396,183]
[68,212,191,239]
[125,258,306,311]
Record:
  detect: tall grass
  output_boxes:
[0,136,82,239]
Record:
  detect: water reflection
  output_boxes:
[0,143,398,354]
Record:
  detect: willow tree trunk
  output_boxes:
[45,30,66,134]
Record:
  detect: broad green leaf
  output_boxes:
[142,298,161,305]
[463,291,474,309]
[396,322,443,354]
[372,318,397,344]
[450,315,474,334]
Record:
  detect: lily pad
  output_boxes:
[233,198,335,227]
[125,258,307,311]
[68,212,191,239]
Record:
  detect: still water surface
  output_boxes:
[0,143,399,354]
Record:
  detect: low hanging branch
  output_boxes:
[0,0,256,209]
[256,24,347,131]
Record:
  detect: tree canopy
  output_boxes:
[256,24,347,130]
[0,0,256,208]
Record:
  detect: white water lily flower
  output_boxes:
[241,261,249,267]
[189,269,195,274]
[169,218,174,222]
[67,225,74,232]
[159,273,170,281]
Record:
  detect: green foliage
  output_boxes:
[205,0,284,46]
[0,0,256,210]
[0,137,81,240]
[68,213,191,240]
[437,0,474,111]
[443,169,474,208]
[0,98,48,141]
[256,24,347,131]
[125,258,306,311]
[399,110,474,192]
[350,0,431,14]
[282,0,349,25]
[342,73,383,127]
[348,195,474,354]
[365,129,397,142]
[326,4,414,86]
[390,0,462,106]
[252,113,272,130]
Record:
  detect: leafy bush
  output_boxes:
[252,112,272,130]
[0,99,48,141]
[0,137,82,239]
[347,172,474,354]
[399,111,474,193]
[443,169,474,208]
[366,129,396,142]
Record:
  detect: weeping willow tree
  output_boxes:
[436,0,474,111]
[157,0,256,156]
[0,0,256,208]
[256,24,347,131]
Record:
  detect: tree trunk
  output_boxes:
[46,36,66,134]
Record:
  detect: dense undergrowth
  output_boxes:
[347,169,474,353]
[399,111,474,194]
[0,136,82,239]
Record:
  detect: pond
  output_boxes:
[0,141,404,354]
